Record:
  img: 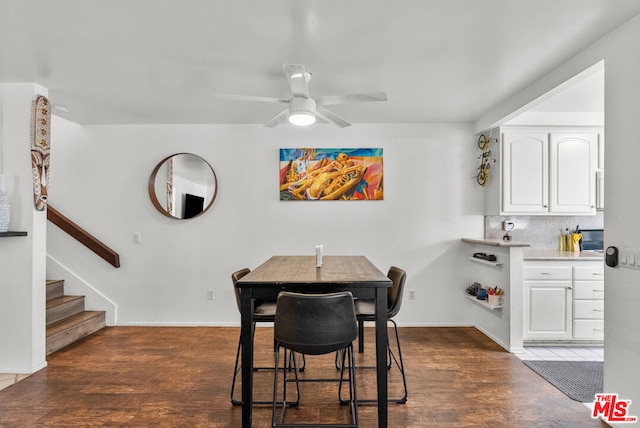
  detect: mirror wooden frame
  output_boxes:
[148,153,218,220]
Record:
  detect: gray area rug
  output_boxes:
[523,360,603,402]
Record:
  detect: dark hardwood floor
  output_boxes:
[0,326,607,427]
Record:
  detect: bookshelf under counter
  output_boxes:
[462,238,529,351]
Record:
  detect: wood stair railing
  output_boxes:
[47,204,120,268]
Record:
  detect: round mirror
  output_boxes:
[148,153,218,219]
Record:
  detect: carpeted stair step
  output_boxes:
[46,311,106,355]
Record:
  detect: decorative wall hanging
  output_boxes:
[476,134,496,187]
[279,148,383,201]
[31,95,51,211]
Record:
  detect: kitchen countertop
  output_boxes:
[462,238,531,248]
[523,250,604,261]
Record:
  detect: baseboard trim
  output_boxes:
[0,361,48,375]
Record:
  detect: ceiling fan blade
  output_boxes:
[263,108,290,128]
[283,64,310,98]
[215,94,289,103]
[316,105,351,128]
[316,91,388,106]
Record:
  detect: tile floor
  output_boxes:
[514,346,604,362]
[0,373,30,392]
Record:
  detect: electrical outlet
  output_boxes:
[207,289,215,300]
[408,289,416,300]
[133,232,141,244]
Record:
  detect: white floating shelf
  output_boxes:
[464,293,503,310]
[467,256,502,267]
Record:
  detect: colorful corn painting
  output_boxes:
[279,148,383,201]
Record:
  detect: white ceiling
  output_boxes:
[1,1,638,126]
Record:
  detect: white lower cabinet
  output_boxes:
[523,260,604,342]
[523,266,572,340]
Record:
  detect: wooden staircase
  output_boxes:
[46,279,106,355]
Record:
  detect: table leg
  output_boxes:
[375,287,388,427]
[240,288,254,427]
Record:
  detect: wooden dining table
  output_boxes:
[235,255,393,427]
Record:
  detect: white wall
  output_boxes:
[477,14,640,426]
[47,121,484,327]
[0,83,48,374]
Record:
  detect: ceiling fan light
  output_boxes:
[288,97,317,126]
[289,111,316,126]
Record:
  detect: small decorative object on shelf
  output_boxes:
[486,286,504,306]
[465,282,504,309]
[465,282,482,297]
[0,174,11,233]
[472,252,497,262]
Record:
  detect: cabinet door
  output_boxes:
[549,134,597,214]
[502,132,549,213]
[524,281,572,340]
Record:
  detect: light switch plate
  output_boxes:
[620,251,628,265]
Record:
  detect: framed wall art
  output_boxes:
[279,148,383,201]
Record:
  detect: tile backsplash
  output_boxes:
[485,212,604,250]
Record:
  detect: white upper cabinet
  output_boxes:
[502,131,549,213]
[484,126,600,216]
[549,133,597,213]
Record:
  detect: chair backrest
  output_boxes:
[275,291,357,355]
[232,268,251,314]
[387,266,407,319]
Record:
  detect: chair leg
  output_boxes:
[230,333,243,405]
[273,347,302,427]
[358,320,365,353]
[337,345,358,426]
[348,345,359,426]
[272,345,281,426]
[389,319,408,404]
[339,321,408,404]
[233,323,300,406]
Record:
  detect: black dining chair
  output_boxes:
[272,291,359,428]
[339,266,408,404]
[230,268,301,406]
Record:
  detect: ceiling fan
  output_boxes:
[216,63,387,128]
